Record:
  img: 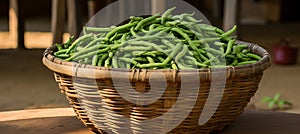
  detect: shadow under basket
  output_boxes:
[42,41,271,134]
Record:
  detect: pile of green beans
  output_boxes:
[53,7,261,70]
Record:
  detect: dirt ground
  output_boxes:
[0,49,69,111]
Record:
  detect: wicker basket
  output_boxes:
[42,41,271,134]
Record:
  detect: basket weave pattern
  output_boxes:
[43,41,270,134]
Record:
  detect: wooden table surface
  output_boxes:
[1,108,300,134]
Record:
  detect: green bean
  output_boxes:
[165,20,181,27]
[104,51,114,67]
[161,7,176,24]
[185,16,202,23]
[54,49,68,56]
[198,48,207,54]
[177,27,194,35]
[125,63,131,69]
[171,61,178,70]
[224,40,235,55]
[163,43,183,64]
[96,47,110,55]
[175,45,188,62]
[236,53,244,60]
[149,24,161,31]
[120,46,152,51]
[130,16,143,22]
[119,57,139,66]
[147,56,155,63]
[55,43,63,51]
[199,37,221,44]
[205,47,223,55]
[134,57,149,63]
[146,27,171,36]
[206,52,219,64]
[195,24,216,31]
[97,53,108,66]
[225,54,237,60]
[214,42,227,47]
[177,59,196,69]
[67,44,109,61]
[55,7,261,69]
[221,25,237,38]
[130,27,139,38]
[141,26,149,33]
[162,39,176,49]
[171,27,200,56]
[231,44,247,54]
[135,13,160,31]
[231,46,238,55]
[105,21,138,41]
[199,53,209,61]
[238,52,247,58]
[242,49,251,54]
[204,30,220,37]
[177,63,192,70]
[117,62,125,68]
[63,35,75,49]
[92,55,99,66]
[190,29,205,38]
[97,33,107,39]
[172,13,194,21]
[191,51,202,62]
[246,53,262,60]
[84,57,92,64]
[109,32,119,42]
[84,38,105,49]
[72,51,97,61]
[132,51,148,56]
[137,63,166,68]
[85,27,112,33]
[56,53,70,59]
[195,62,208,68]
[157,56,165,63]
[76,46,84,51]
[237,61,257,66]
[143,18,161,27]
[120,33,129,42]
[230,59,238,66]
[66,34,94,54]
[112,57,118,68]
[216,28,225,35]
[127,41,164,52]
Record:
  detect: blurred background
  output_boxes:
[0,0,299,113]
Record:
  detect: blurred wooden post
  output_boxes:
[67,0,83,37]
[119,0,125,21]
[87,0,99,18]
[9,0,25,49]
[51,0,66,44]
[213,0,222,18]
[151,0,166,14]
[223,0,238,31]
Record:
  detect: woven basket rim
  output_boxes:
[42,40,271,79]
